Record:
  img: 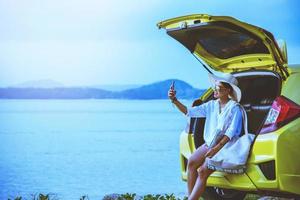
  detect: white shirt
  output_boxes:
[186,99,242,146]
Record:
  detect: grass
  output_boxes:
[6,192,262,200]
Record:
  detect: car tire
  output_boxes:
[202,187,247,200]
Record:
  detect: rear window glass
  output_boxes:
[197,27,269,59]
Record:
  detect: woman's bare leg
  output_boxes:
[187,144,209,195]
[188,161,214,200]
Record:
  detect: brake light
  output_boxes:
[260,96,300,134]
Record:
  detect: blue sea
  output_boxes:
[0,99,192,199]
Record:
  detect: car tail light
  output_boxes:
[260,96,300,134]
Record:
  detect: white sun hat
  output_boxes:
[208,73,242,102]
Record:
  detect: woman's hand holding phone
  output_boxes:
[168,81,177,102]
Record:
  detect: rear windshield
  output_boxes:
[197,27,269,59]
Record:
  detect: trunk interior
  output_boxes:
[191,70,282,148]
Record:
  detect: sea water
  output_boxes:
[0,99,192,199]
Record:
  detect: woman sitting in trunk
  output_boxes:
[168,73,247,200]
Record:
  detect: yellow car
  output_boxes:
[158,14,300,199]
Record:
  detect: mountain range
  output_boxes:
[0,79,205,99]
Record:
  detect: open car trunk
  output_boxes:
[190,70,282,148]
[158,14,289,80]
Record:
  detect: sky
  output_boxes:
[0,0,299,88]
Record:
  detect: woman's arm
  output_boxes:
[172,98,187,115]
[168,85,209,117]
[168,86,187,115]
[205,135,230,158]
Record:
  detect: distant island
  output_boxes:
[0,79,205,99]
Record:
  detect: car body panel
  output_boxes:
[246,132,279,190]
[245,117,300,194]
[179,132,193,180]
[281,65,300,104]
[276,117,300,194]
[207,171,257,190]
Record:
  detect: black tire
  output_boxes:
[202,187,247,200]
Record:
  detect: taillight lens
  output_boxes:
[260,96,300,134]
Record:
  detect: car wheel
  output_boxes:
[203,187,247,200]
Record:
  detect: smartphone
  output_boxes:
[171,80,175,90]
